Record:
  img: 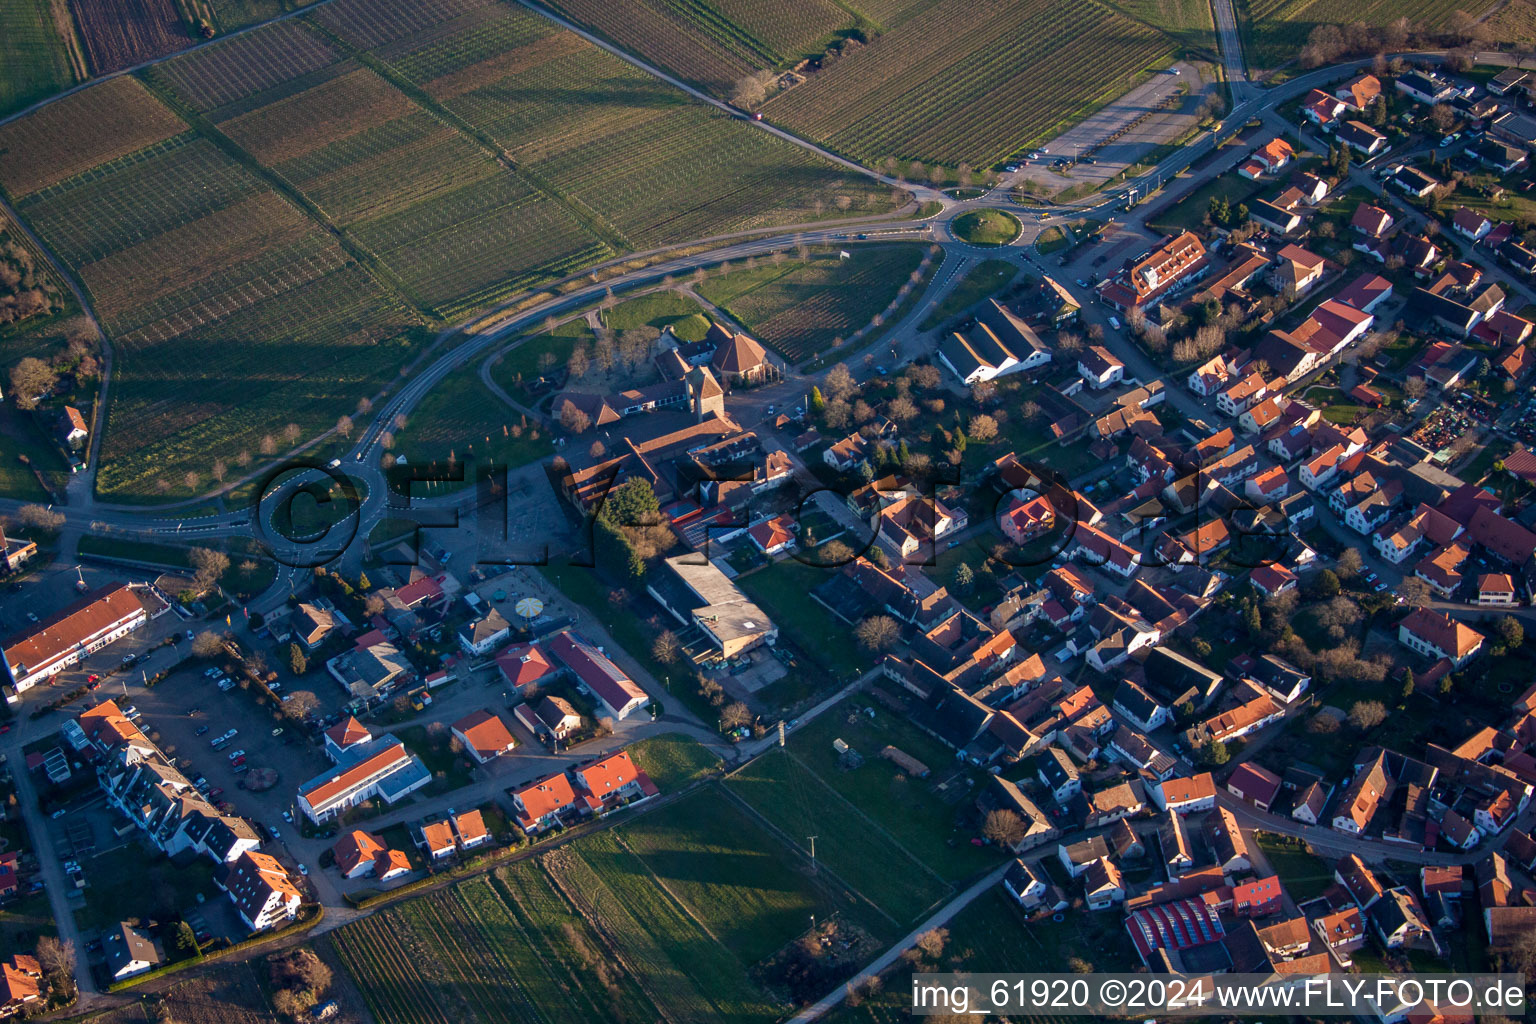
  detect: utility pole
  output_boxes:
[778,720,786,747]
[807,835,818,872]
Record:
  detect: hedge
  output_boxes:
[105,904,325,992]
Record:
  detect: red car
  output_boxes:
[230,756,246,768]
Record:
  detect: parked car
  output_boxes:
[268,826,281,841]
[298,864,309,876]
[195,725,210,736]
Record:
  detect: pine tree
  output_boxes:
[809,386,826,415]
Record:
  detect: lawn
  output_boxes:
[0,892,55,962]
[627,733,723,791]
[1255,831,1333,903]
[396,723,477,793]
[75,844,217,932]
[918,259,1019,330]
[602,289,707,333]
[952,210,1021,246]
[0,402,68,503]
[725,748,954,926]
[735,560,871,680]
[77,534,276,598]
[696,246,928,364]
[783,696,999,881]
[391,358,552,490]
[1035,225,1071,254]
[616,788,857,962]
[1147,171,1266,234]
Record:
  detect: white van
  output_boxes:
[1108,315,1122,331]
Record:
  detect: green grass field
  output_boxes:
[919,259,1018,330]
[390,358,551,483]
[953,210,1021,246]
[1109,0,1217,51]
[726,748,953,925]
[616,788,854,963]
[0,0,79,118]
[735,561,872,679]
[781,697,999,881]
[546,835,783,1022]
[627,732,723,790]
[697,246,927,363]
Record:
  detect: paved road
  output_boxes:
[9,760,96,998]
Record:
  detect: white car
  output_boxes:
[227,750,245,761]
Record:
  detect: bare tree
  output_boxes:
[7,358,57,410]
[336,415,353,439]
[282,690,320,719]
[824,363,856,402]
[855,614,900,652]
[968,415,998,442]
[558,400,592,435]
[652,630,681,665]
[191,631,225,658]
[189,547,230,593]
[16,504,64,533]
[730,70,777,108]
[982,809,1025,847]
[720,702,753,730]
[1348,700,1387,731]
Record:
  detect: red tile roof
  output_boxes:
[4,584,146,679]
[451,709,515,758]
[324,716,370,748]
[574,750,640,800]
[512,772,579,821]
[332,830,386,876]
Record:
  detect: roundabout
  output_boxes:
[950,208,1023,246]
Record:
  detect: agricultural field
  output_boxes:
[2,78,423,500]
[1235,0,1472,70]
[1485,0,1536,45]
[0,0,82,118]
[152,19,611,319]
[0,76,185,196]
[725,747,954,925]
[1108,0,1217,52]
[697,245,927,362]
[764,0,1174,169]
[541,0,857,96]
[316,0,898,249]
[69,0,190,74]
[545,834,784,1023]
